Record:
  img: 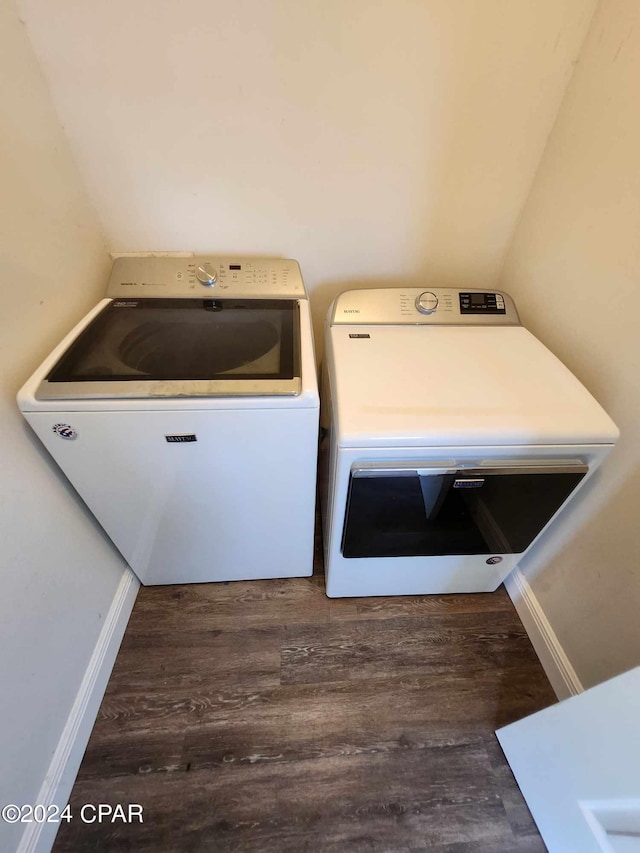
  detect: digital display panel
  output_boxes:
[459,292,506,314]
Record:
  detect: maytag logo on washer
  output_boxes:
[486,556,503,565]
[52,423,77,440]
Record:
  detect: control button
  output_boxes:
[416,291,439,314]
[196,264,217,286]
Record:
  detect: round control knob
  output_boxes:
[196,264,217,286]
[416,291,438,314]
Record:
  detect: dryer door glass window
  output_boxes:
[341,463,587,558]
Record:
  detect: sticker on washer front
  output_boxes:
[52,424,77,440]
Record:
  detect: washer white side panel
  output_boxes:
[324,443,612,598]
[25,408,318,584]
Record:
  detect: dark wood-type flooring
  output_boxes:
[54,529,555,852]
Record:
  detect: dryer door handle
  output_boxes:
[416,467,458,477]
[351,462,457,478]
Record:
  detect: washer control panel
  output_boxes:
[106,256,306,299]
[331,287,520,325]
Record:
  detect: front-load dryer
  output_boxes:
[321,287,618,598]
[18,256,319,585]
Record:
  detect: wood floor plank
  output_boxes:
[181,722,488,774]
[56,745,515,852]
[126,575,332,633]
[108,624,283,692]
[91,662,553,744]
[280,611,537,686]
[417,838,547,853]
[53,545,555,852]
[71,729,188,780]
[354,587,515,620]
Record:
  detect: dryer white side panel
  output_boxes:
[24,408,318,584]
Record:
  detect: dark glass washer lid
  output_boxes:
[37,298,300,399]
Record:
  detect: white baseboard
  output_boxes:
[18,569,139,853]
[505,566,584,701]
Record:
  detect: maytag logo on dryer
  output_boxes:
[342,309,360,313]
[453,478,485,489]
[165,434,197,443]
[52,423,77,440]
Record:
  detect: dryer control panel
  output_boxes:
[107,256,306,299]
[330,287,520,325]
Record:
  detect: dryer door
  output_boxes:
[341,460,588,558]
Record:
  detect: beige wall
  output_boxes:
[500,0,640,688]
[18,0,596,352]
[0,4,129,848]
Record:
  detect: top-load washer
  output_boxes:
[321,287,618,598]
[18,256,319,585]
